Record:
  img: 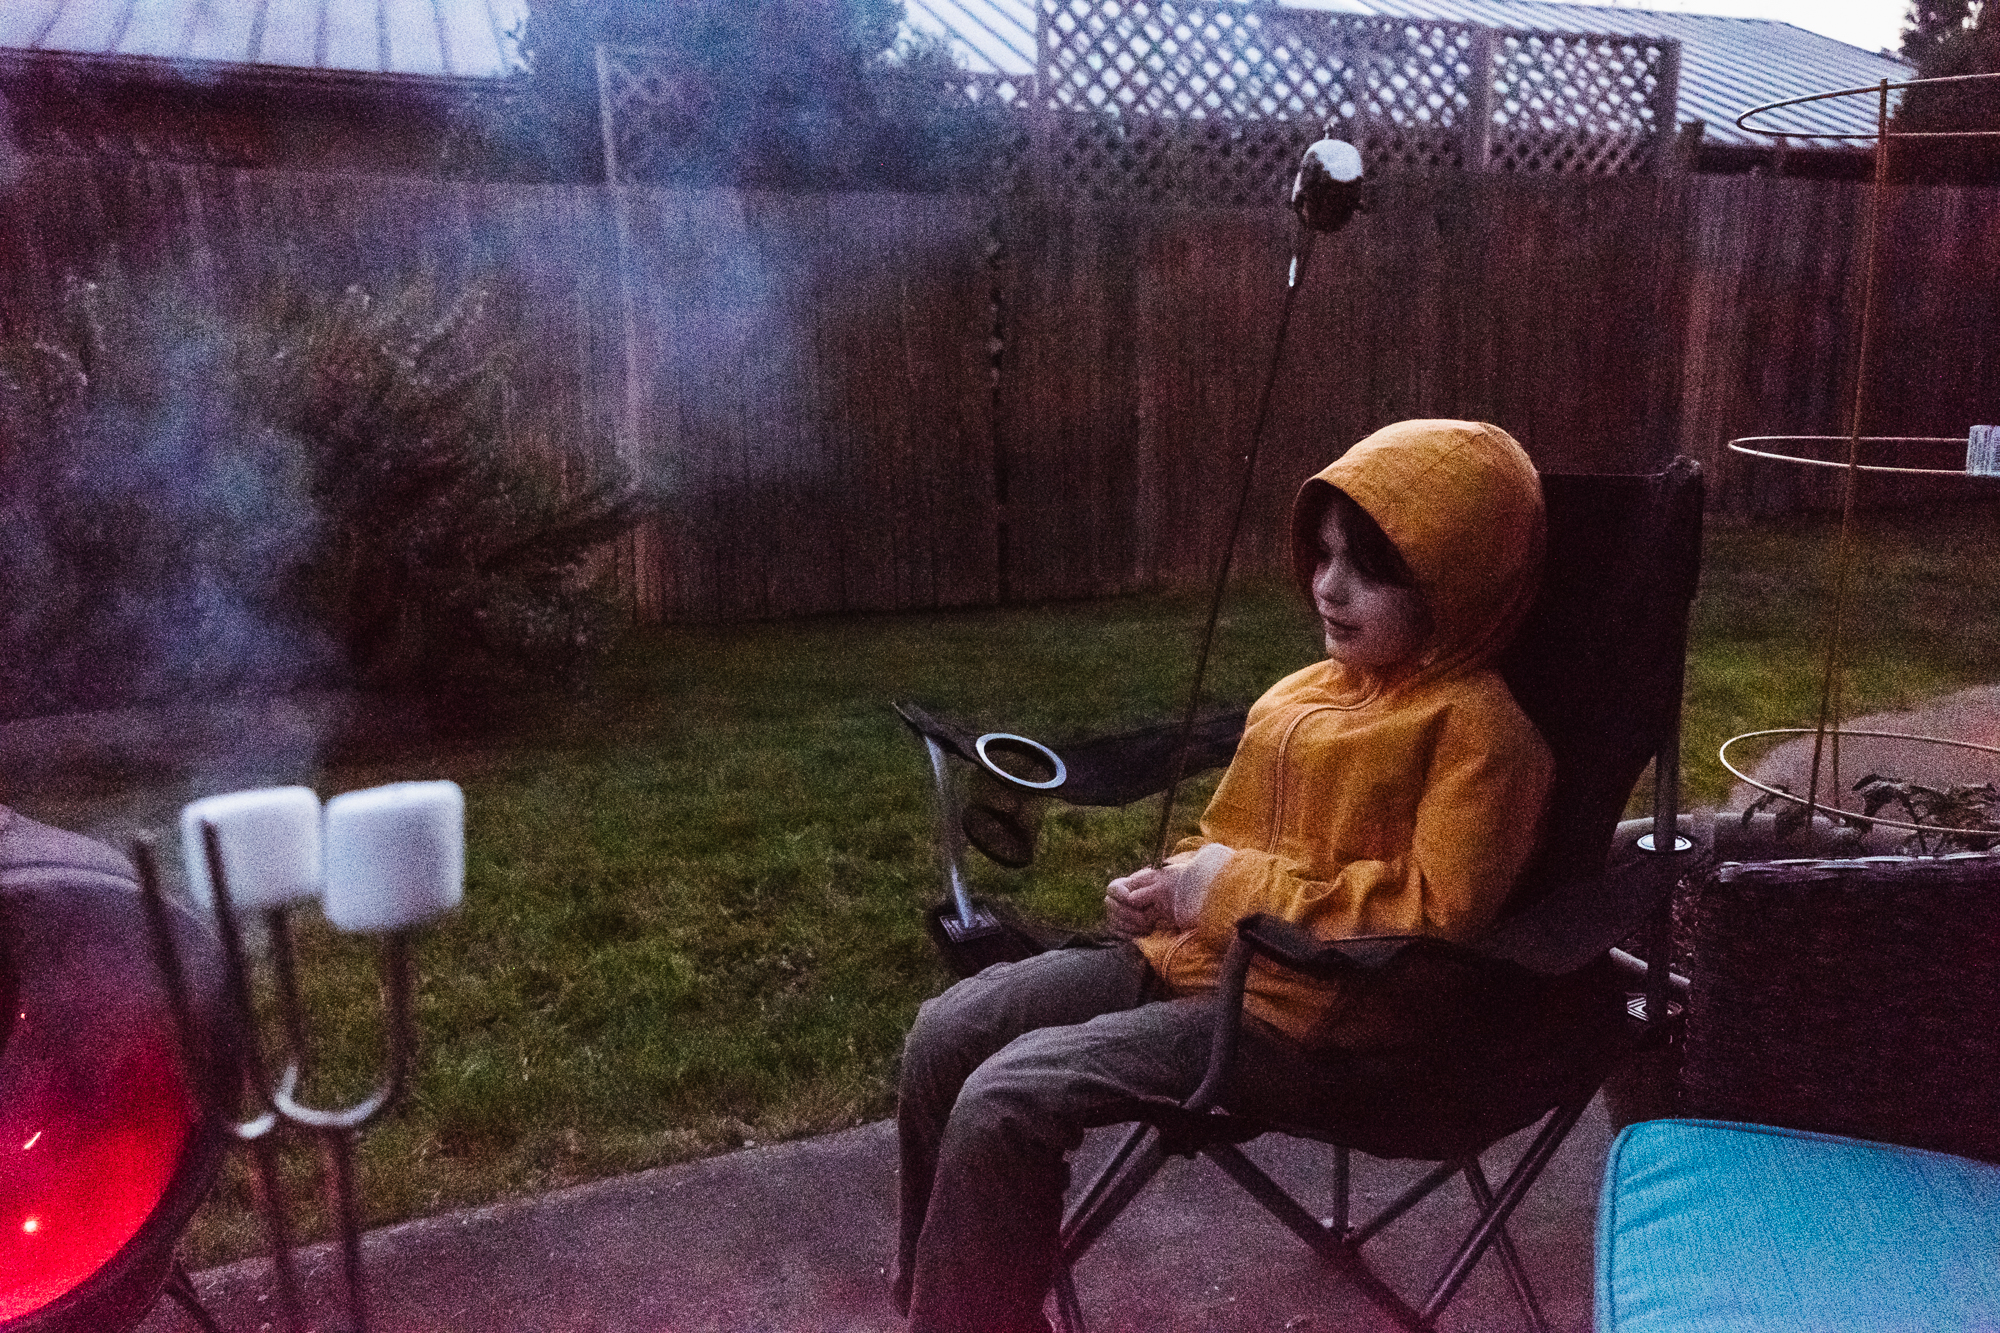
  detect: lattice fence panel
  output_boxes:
[1030,0,1676,202]
[596,49,1036,188]
[964,71,1037,195]
[597,6,1678,199]
[1487,30,1671,174]
[597,45,702,185]
[1037,0,1485,192]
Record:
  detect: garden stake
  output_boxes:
[1727,72,2000,840]
[1801,79,1890,830]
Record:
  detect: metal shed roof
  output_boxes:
[0,0,527,80]
[903,0,1915,147]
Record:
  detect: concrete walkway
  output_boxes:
[143,1101,1616,1333]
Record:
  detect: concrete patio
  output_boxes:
[142,1098,1616,1333]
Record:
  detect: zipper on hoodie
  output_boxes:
[1158,702,1334,988]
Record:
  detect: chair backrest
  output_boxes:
[1496,459,1704,905]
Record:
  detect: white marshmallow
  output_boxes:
[322,781,465,933]
[180,786,324,914]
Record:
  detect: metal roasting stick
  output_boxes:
[140,815,434,1333]
[1149,222,1319,867]
[135,835,309,1333]
[1147,134,1363,869]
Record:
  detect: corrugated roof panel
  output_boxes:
[120,0,202,59]
[0,0,525,77]
[383,0,444,75]
[185,0,259,63]
[40,0,129,51]
[322,0,380,71]
[906,0,1036,75]
[1288,0,1912,145]
[0,2,67,49]
[256,0,320,65]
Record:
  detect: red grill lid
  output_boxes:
[0,1038,194,1319]
[0,807,223,1327]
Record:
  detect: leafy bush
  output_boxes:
[253,279,643,700]
[0,272,644,721]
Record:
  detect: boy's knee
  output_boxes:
[905,984,972,1066]
[901,981,996,1103]
[950,1050,1077,1150]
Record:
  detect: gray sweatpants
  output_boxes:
[893,942,1310,1332]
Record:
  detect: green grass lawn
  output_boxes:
[24,499,2000,1266]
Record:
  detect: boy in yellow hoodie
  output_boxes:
[893,420,1555,1332]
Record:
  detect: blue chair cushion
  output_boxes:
[1597,1118,2000,1333]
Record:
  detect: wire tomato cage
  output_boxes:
[1721,73,2000,841]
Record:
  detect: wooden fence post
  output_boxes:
[595,44,665,623]
[1464,27,1495,173]
[1652,37,1684,176]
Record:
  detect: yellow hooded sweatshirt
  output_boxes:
[1135,420,1554,1048]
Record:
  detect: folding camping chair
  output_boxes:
[897,459,1708,1333]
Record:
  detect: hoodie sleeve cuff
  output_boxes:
[1186,848,1276,942]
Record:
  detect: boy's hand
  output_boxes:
[1104,844,1233,937]
[1104,867,1176,938]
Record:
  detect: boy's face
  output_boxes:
[1311,507,1431,669]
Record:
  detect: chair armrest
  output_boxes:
[1479,815,1715,977]
[1183,915,1433,1112]
[1236,913,1428,980]
[1608,947,1690,1000]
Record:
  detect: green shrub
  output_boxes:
[0,272,644,720]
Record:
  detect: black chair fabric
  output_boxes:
[1497,459,1705,897]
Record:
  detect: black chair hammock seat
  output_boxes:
[894,459,1708,1333]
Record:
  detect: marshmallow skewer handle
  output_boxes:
[323,781,465,933]
[181,786,324,914]
[272,931,418,1130]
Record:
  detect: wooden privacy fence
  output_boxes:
[1680,175,2000,515]
[0,158,1996,623]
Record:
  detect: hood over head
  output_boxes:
[1290,419,1544,691]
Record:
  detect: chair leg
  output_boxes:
[1349,1157,1462,1247]
[164,1258,227,1333]
[1059,1095,1592,1333]
[1052,1123,1177,1332]
[1330,1144,1350,1236]
[1417,1095,1590,1328]
[1203,1142,1433,1333]
[1051,1266,1088,1333]
[1060,1124,1170,1266]
[1462,1160,1550,1333]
